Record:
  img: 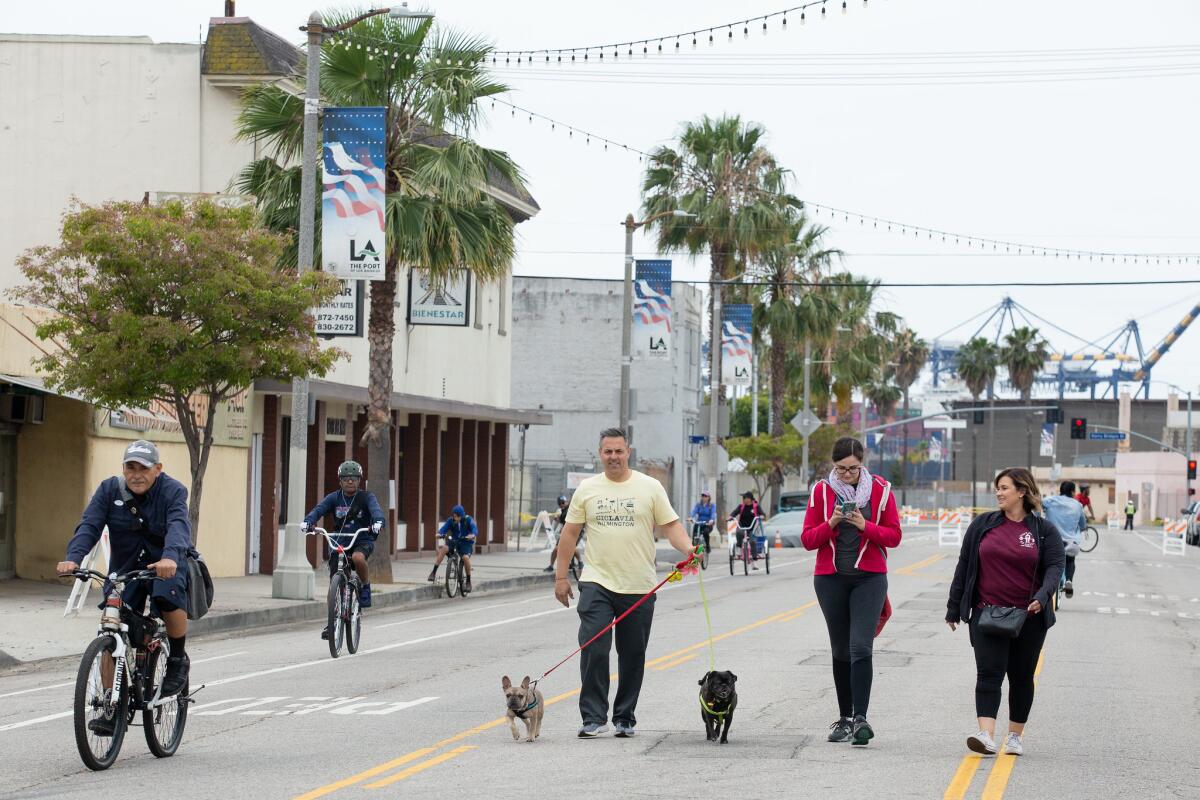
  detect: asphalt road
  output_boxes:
[2,527,1198,799]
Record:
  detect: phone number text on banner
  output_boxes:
[721,304,753,387]
[634,259,672,359]
[322,107,386,281]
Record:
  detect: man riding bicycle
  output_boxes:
[1043,480,1087,598]
[57,440,192,734]
[688,491,716,554]
[301,460,384,638]
[730,491,767,570]
[428,505,476,592]
[545,495,570,572]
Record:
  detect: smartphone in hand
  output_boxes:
[840,500,858,515]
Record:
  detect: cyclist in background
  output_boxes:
[302,460,384,637]
[545,495,570,572]
[1043,480,1087,598]
[730,491,767,570]
[1074,484,1095,522]
[688,491,716,554]
[429,504,477,592]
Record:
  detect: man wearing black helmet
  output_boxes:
[302,460,385,637]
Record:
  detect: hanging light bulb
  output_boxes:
[743,24,749,39]
[821,3,827,18]
[692,35,697,48]
[708,31,714,46]
[842,0,848,14]
[782,13,788,27]
[762,19,768,34]
[800,11,806,24]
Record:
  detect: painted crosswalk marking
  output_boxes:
[190,695,437,717]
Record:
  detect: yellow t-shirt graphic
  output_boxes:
[566,470,679,594]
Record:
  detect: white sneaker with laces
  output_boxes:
[967,730,998,755]
[1004,732,1024,755]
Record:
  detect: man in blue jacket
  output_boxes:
[1042,480,1087,598]
[302,460,384,631]
[688,491,716,554]
[428,505,477,593]
[57,439,193,733]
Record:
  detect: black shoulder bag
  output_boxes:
[975,521,1041,639]
[119,481,214,620]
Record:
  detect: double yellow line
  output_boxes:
[295,601,818,798]
[895,553,945,576]
[943,651,1046,800]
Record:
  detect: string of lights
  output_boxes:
[485,98,1200,266]
[509,274,1200,289]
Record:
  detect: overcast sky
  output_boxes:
[8,0,1199,397]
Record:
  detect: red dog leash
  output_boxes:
[535,553,698,684]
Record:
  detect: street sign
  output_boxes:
[789,410,823,437]
[688,434,709,445]
[1089,431,1127,441]
[924,417,967,430]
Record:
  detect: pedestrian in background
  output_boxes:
[1124,498,1136,530]
[946,468,1064,756]
[1043,480,1086,598]
[801,436,902,746]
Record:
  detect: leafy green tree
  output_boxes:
[12,199,341,541]
[820,274,900,416]
[1000,326,1051,466]
[891,328,929,501]
[642,114,798,515]
[235,11,525,580]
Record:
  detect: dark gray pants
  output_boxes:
[814,571,887,717]
[577,581,655,727]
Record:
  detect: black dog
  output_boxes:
[699,670,738,743]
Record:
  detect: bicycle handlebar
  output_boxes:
[305,526,370,550]
[67,568,157,584]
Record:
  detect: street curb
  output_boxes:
[0,572,557,676]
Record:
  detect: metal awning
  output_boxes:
[0,373,85,401]
[253,378,552,426]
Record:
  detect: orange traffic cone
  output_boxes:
[774,532,783,549]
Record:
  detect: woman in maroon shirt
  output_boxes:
[945,468,1064,757]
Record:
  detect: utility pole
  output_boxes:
[514,423,527,551]
[801,338,812,490]
[709,280,723,511]
[751,349,759,437]
[272,10,324,601]
[619,214,635,438]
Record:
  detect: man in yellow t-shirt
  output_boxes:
[554,427,695,739]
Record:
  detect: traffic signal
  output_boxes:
[1070,417,1087,439]
[1045,408,1064,425]
[1188,459,1197,480]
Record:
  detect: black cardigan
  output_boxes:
[945,510,1066,629]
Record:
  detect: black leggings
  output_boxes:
[1064,555,1076,582]
[970,611,1047,723]
[814,572,887,718]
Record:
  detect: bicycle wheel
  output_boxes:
[327,573,346,658]
[74,635,129,771]
[728,545,734,575]
[457,557,468,597]
[742,541,749,575]
[345,580,362,654]
[444,554,456,597]
[1081,526,1099,553]
[700,541,709,570]
[764,544,771,574]
[142,643,187,757]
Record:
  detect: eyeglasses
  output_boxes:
[833,464,862,475]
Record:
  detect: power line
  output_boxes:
[511,274,1200,289]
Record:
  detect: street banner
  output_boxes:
[407,268,471,326]
[314,279,363,337]
[1040,423,1056,458]
[633,259,672,359]
[321,107,386,280]
[721,304,753,387]
[928,431,943,462]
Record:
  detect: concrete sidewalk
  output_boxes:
[0,540,698,670]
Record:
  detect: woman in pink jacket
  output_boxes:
[801,436,902,746]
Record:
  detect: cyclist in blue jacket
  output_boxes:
[302,460,384,630]
[688,491,717,554]
[428,504,477,592]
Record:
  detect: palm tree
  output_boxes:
[235,13,526,582]
[1000,326,1051,468]
[955,336,999,506]
[642,115,798,514]
[891,328,929,503]
[820,275,899,418]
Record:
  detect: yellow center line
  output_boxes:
[294,601,819,799]
[293,748,436,800]
[653,653,699,671]
[364,746,477,789]
[895,553,945,576]
[943,755,986,800]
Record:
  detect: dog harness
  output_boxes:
[513,695,540,720]
[699,692,730,719]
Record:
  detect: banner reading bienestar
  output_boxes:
[322,107,386,280]
[633,259,672,359]
[721,304,753,386]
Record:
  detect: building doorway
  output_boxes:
[0,432,16,578]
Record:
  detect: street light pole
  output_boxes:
[273,4,433,601]
[272,10,324,601]
[800,337,812,489]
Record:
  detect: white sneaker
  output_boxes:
[967,730,998,755]
[1004,733,1024,755]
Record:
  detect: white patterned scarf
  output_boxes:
[828,465,873,510]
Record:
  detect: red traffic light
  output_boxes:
[1189,459,1198,480]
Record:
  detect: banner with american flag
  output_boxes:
[721,304,753,387]
[321,107,386,281]
[633,259,672,359]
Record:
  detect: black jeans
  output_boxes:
[1064,555,1076,582]
[814,571,888,718]
[969,610,1047,723]
[577,582,656,727]
[1124,514,1135,530]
